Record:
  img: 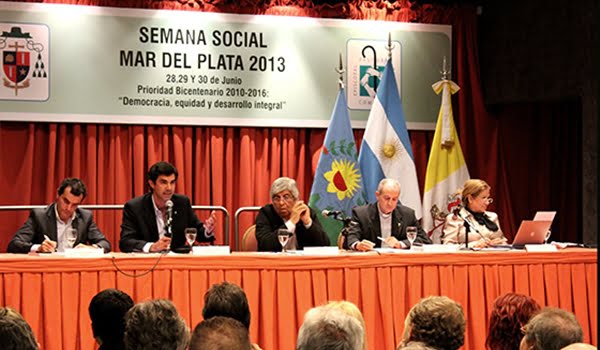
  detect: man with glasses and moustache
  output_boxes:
[255,177,329,251]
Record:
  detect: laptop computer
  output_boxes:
[533,211,556,222]
[511,220,553,247]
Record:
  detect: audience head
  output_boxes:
[0,307,39,350]
[461,179,492,213]
[561,344,597,350]
[124,299,189,350]
[55,177,87,221]
[375,178,401,215]
[147,161,178,204]
[270,177,300,220]
[297,305,364,350]
[486,293,541,350]
[397,341,436,350]
[325,301,367,350]
[520,307,583,350]
[202,281,251,329]
[88,288,134,349]
[402,296,465,350]
[189,316,252,350]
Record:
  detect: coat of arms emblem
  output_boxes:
[0,25,48,100]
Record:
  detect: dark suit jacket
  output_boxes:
[255,204,330,252]
[344,203,431,249]
[7,203,111,253]
[119,192,214,252]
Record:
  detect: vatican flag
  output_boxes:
[422,79,470,243]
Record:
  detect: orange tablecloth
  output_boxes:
[0,249,596,350]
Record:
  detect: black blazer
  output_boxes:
[119,192,213,252]
[255,204,330,252]
[344,203,431,249]
[7,203,111,253]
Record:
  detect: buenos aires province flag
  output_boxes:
[422,79,470,243]
[358,59,422,218]
[309,88,367,244]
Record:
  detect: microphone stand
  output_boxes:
[463,219,470,250]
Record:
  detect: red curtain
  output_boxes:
[0,0,581,251]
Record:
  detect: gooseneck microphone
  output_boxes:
[321,210,342,218]
[165,200,174,238]
[321,210,352,225]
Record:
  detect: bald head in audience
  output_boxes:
[561,344,597,350]
[190,316,252,350]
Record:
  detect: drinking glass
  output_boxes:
[544,229,551,244]
[65,227,77,249]
[406,226,417,250]
[185,228,197,251]
[277,228,292,253]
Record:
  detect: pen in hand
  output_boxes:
[43,235,57,252]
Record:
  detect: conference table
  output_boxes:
[0,248,596,350]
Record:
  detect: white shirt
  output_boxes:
[30,205,75,253]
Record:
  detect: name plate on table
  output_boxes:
[192,245,231,256]
[422,244,461,253]
[64,248,105,258]
[525,244,558,252]
[303,246,339,256]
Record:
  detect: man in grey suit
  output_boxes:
[8,178,110,253]
[344,178,431,251]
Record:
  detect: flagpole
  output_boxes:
[386,32,394,59]
[336,52,345,89]
[441,55,450,80]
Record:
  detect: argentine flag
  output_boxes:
[358,59,422,218]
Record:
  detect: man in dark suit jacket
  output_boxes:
[8,178,111,253]
[119,161,216,253]
[255,177,329,251]
[344,178,431,251]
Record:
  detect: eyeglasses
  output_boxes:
[478,197,493,204]
[272,194,294,203]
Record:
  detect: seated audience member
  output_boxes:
[520,307,583,350]
[398,296,465,350]
[325,301,368,350]
[124,299,189,350]
[89,288,134,350]
[119,161,216,253]
[442,179,507,248]
[486,293,541,350]
[203,281,251,329]
[202,281,262,349]
[345,178,431,251]
[398,342,436,350]
[255,177,329,251]
[0,307,39,350]
[297,305,364,350]
[561,344,597,350]
[8,177,110,253]
[189,316,253,350]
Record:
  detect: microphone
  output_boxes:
[321,210,342,217]
[457,211,488,248]
[165,200,174,237]
[322,210,352,225]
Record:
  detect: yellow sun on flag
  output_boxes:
[323,159,362,200]
[379,139,404,165]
